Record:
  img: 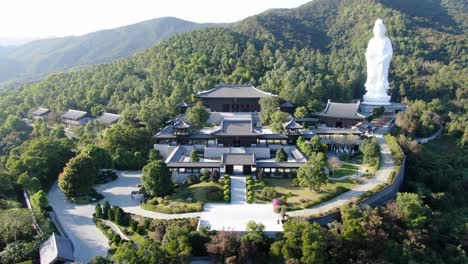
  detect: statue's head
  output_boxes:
[373,19,386,38]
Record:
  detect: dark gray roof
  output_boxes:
[96,112,121,124]
[353,121,377,132]
[283,118,303,129]
[314,100,366,119]
[281,101,294,108]
[312,128,363,135]
[189,134,215,139]
[61,109,88,120]
[295,118,319,123]
[40,233,74,264]
[173,119,191,129]
[259,134,288,140]
[177,101,189,107]
[256,162,304,168]
[167,162,221,168]
[218,119,259,136]
[32,107,50,116]
[196,85,276,98]
[221,154,256,165]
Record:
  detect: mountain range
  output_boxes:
[0,17,215,85]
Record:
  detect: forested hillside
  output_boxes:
[0,17,214,85]
[0,0,465,139]
[0,0,466,263]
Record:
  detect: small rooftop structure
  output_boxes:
[196,84,276,99]
[32,107,51,118]
[218,119,259,136]
[96,112,121,125]
[283,118,303,130]
[39,233,74,264]
[172,119,191,129]
[61,109,88,120]
[353,121,377,133]
[280,101,295,114]
[177,101,189,114]
[221,153,256,165]
[313,100,366,128]
[315,100,366,119]
[61,109,91,127]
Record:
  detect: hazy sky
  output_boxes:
[0,0,310,39]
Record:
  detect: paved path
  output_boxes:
[102,220,130,241]
[230,176,246,204]
[289,128,395,217]
[48,184,109,263]
[48,171,200,263]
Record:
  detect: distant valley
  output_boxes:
[0,17,216,87]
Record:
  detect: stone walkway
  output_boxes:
[48,171,201,263]
[288,128,395,217]
[230,175,246,204]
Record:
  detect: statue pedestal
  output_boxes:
[360,101,407,116]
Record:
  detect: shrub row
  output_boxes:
[246,175,255,203]
[301,186,350,209]
[223,175,231,203]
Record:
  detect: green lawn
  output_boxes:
[142,181,225,214]
[330,164,358,178]
[255,178,358,210]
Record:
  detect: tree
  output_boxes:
[294,106,308,118]
[206,231,241,261]
[275,147,288,162]
[310,136,327,153]
[103,201,111,220]
[0,172,14,197]
[307,99,322,112]
[360,137,380,167]
[240,221,270,262]
[301,223,327,264]
[0,208,34,246]
[149,149,163,161]
[328,156,341,177]
[184,102,209,129]
[297,152,327,191]
[112,242,138,264]
[7,138,74,188]
[189,150,199,162]
[50,124,66,139]
[210,170,220,182]
[396,193,429,229]
[142,160,173,197]
[259,97,280,125]
[58,154,97,198]
[114,206,128,226]
[270,111,289,134]
[81,145,113,170]
[31,118,49,138]
[165,235,191,263]
[16,173,40,193]
[30,190,48,212]
[4,115,29,134]
[88,256,111,264]
[95,203,103,218]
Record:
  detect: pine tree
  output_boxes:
[95,203,103,218]
[102,201,111,220]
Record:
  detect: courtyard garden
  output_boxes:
[253,177,358,211]
[141,180,225,214]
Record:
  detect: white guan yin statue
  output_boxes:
[363,19,392,104]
